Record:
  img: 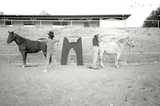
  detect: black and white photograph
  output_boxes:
[0,0,160,106]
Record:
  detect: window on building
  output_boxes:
[24,21,35,25]
[84,22,89,27]
[5,21,13,27]
[24,21,35,27]
[53,21,68,26]
[5,21,12,25]
[62,22,68,26]
[53,22,61,25]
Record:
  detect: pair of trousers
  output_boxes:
[61,37,83,65]
[92,46,99,68]
[45,52,57,70]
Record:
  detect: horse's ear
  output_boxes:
[8,31,14,34]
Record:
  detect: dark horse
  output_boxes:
[7,31,47,67]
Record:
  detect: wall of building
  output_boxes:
[35,21,40,27]
[13,21,23,26]
[72,22,84,27]
[0,20,101,27]
[41,21,53,27]
[100,19,124,27]
[90,21,99,27]
[0,21,4,26]
[69,21,99,27]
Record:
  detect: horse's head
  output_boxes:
[7,31,16,44]
[126,36,135,48]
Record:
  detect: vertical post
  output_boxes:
[158,20,159,28]
[124,18,126,28]
[87,18,92,27]
[89,21,90,27]
[4,19,6,27]
[70,21,72,27]
[58,18,64,26]
[40,20,42,27]
[11,20,12,26]
[60,21,62,26]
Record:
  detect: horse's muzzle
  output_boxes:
[7,40,11,44]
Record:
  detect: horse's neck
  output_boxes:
[14,34,25,45]
[117,38,127,49]
[118,38,127,44]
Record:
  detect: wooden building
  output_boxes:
[0,14,131,27]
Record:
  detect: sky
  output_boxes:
[0,0,160,27]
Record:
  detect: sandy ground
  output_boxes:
[0,27,160,106]
[0,63,160,106]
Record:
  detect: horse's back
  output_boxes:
[25,40,46,53]
[99,41,121,54]
[37,38,47,42]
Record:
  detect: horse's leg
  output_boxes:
[115,53,120,68]
[43,51,47,58]
[21,52,27,68]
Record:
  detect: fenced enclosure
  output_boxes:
[0,27,160,65]
[143,20,160,28]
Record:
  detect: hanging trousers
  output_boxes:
[61,37,83,65]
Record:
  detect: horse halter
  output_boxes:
[126,38,134,47]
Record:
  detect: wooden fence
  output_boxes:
[144,20,160,28]
[1,36,160,65]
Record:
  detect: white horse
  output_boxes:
[99,36,135,68]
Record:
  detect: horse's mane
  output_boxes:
[118,38,126,43]
[14,33,27,40]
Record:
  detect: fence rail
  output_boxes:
[0,44,160,64]
[144,20,160,28]
[1,51,160,56]
[1,35,160,64]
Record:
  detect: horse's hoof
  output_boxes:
[100,64,105,68]
[22,65,25,68]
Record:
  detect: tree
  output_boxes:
[39,10,50,15]
[143,6,160,27]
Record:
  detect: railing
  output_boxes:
[1,36,160,65]
[143,20,160,28]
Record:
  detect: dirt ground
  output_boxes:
[0,62,160,106]
[0,27,160,106]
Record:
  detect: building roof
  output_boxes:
[0,14,131,21]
